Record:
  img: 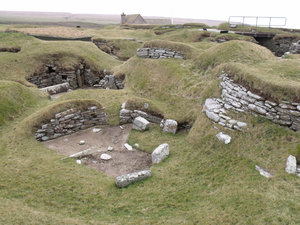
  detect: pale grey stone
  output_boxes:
[92,128,102,133]
[100,153,112,160]
[228,119,237,124]
[204,98,222,111]
[79,140,85,145]
[237,121,247,128]
[76,160,82,165]
[162,119,178,134]
[216,132,231,144]
[247,91,262,100]
[107,146,114,151]
[152,143,169,164]
[285,155,297,174]
[115,170,152,188]
[297,106,300,111]
[132,116,150,131]
[124,143,133,151]
[206,111,220,123]
[265,100,277,106]
[248,104,267,115]
[255,165,272,178]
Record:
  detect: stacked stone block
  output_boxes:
[35,106,107,141]
[137,48,184,59]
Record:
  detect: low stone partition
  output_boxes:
[218,73,300,131]
[27,63,124,93]
[137,48,184,59]
[120,104,163,125]
[35,106,107,141]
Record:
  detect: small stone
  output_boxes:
[79,140,85,145]
[285,155,297,174]
[255,165,272,178]
[120,126,124,130]
[297,106,300,111]
[93,128,102,133]
[144,103,149,109]
[124,143,133,151]
[134,143,139,148]
[76,160,82,165]
[100,153,112,160]
[237,121,247,128]
[107,146,114,151]
[206,111,220,123]
[216,132,231,144]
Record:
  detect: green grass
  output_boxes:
[0,24,299,224]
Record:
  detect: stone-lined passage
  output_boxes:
[219,73,300,131]
[35,106,107,141]
[137,48,184,59]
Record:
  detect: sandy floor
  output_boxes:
[43,124,152,177]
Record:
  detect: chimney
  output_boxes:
[121,12,126,25]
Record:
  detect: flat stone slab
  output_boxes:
[115,170,152,188]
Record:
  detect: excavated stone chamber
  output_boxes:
[27,62,124,95]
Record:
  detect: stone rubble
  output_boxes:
[152,143,169,164]
[137,48,184,59]
[35,106,107,141]
[115,170,152,188]
[255,165,272,178]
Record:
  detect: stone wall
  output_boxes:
[35,106,107,141]
[27,63,124,93]
[137,48,184,59]
[218,73,300,131]
[257,37,300,56]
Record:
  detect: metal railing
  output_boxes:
[228,16,287,33]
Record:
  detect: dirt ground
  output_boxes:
[43,124,152,177]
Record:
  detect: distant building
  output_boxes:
[121,13,171,25]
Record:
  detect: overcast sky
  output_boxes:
[2,0,299,28]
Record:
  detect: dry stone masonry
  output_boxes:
[27,63,124,95]
[120,102,163,125]
[219,73,300,131]
[204,72,300,131]
[203,98,247,131]
[137,48,184,59]
[35,106,107,141]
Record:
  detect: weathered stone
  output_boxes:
[255,165,272,178]
[100,153,112,160]
[285,155,297,174]
[203,98,222,111]
[162,119,178,134]
[205,111,220,123]
[132,116,150,131]
[247,91,262,100]
[216,132,231,144]
[248,104,267,115]
[124,143,133,151]
[107,146,114,151]
[115,170,152,188]
[152,143,169,164]
[237,121,247,128]
[40,82,70,95]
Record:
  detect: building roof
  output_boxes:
[144,19,172,25]
[125,14,146,24]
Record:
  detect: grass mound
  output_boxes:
[197,40,274,69]
[0,80,47,126]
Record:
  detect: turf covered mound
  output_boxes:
[197,40,275,69]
